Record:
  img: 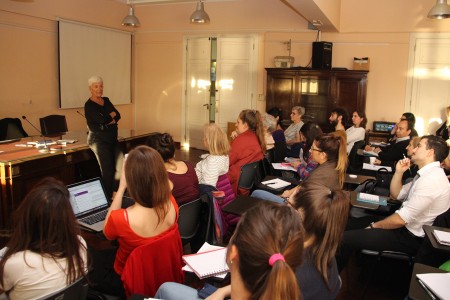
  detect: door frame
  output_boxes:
[181,34,259,147]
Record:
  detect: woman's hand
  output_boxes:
[230,130,238,140]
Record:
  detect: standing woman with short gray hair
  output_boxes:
[84,75,124,199]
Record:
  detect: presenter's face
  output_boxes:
[89,82,103,98]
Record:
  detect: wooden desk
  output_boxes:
[0,130,154,236]
[408,263,446,300]
[423,225,450,253]
[222,195,266,216]
[344,173,375,190]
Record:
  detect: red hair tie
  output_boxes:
[269,253,285,266]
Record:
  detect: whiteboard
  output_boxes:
[58,20,132,109]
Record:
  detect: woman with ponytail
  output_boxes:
[155,202,304,300]
[252,132,348,203]
[288,181,350,299]
[228,109,265,195]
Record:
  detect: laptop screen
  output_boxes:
[373,121,396,133]
[67,178,109,217]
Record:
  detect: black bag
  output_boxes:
[360,167,391,197]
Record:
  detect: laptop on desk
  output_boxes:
[67,177,110,232]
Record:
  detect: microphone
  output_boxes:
[21,115,48,152]
[76,110,86,118]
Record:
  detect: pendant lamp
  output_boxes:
[122,1,141,27]
[190,0,210,24]
[427,0,450,19]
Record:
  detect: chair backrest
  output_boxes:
[121,225,184,297]
[0,118,28,141]
[433,207,450,227]
[347,140,366,172]
[237,160,262,191]
[273,140,287,163]
[41,277,88,300]
[178,197,203,243]
[39,114,68,136]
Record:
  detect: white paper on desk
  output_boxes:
[432,230,450,246]
[182,242,228,279]
[272,163,297,172]
[261,178,291,189]
[362,163,392,172]
[416,273,450,300]
[370,142,389,147]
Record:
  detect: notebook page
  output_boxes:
[183,247,229,279]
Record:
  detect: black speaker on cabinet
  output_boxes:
[312,41,333,69]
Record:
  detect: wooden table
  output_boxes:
[0,130,155,238]
[222,195,266,216]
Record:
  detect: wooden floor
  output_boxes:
[180,147,413,299]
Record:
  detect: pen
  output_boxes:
[417,278,436,300]
[403,154,412,175]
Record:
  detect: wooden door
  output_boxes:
[266,70,297,127]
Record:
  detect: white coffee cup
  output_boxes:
[369,157,376,165]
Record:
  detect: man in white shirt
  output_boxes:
[337,135,450,272]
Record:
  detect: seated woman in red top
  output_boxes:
[103,145,179,280]
[146,133,200,205]
[229,109,265,195]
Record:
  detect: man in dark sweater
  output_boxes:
[366,119,412,169]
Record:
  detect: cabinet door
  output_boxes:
[266,71,297,125]
[298,75,330,128]
[331,72,367,120]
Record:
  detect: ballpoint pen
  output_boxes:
[417,278,436,300]
[403,153,412,175]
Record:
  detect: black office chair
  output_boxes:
[0,118,28,141]
[273,140,287,163]
[237,160,263,192]
[347,140,366,174]
[178,197,203,247]
[39,114,68,136]
[42,276,88,300]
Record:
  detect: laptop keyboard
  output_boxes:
[80,210,107,225]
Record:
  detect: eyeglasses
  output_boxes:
[310,146,323,152]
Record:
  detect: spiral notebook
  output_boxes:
[182,247,229,279]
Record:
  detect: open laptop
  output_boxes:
[67,177,109,232]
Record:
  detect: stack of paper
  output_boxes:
[362,163,392,172]
[416,273,450,299]
[357,192,388,206]
[363,150,379,157]
[261,178,291,189]
[432,230,450,246]
[272,163,296,172]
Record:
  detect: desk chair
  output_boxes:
[347,140,365,174]
[120,225,184,297]
[39,114,68,136]
[0,118,28,141]
[178,197,203,247]
[42,277,88,300]
[273,140,287,163]
[237,160,263,192]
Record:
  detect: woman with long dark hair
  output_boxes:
[0,178,88,299]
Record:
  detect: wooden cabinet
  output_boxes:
[265,68,368,130]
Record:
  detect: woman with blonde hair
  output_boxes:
[229,109,265,195]
[195,123,230,188]
[155,201,304,300]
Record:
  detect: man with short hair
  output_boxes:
[329,108,348,132]
[366,119,412,168]
[338,135,450,271]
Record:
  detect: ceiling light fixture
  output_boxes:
[122,1,141,27]
[427,0,450,19]
[190,0,210,24]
